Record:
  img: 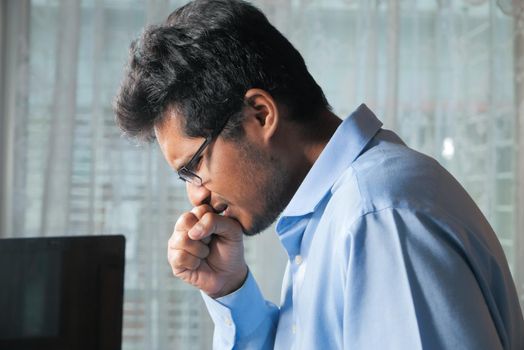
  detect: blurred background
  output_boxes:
[0,0,523,348]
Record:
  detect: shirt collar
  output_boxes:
[277,104,383,223]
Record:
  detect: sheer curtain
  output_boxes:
[0,0,522,348]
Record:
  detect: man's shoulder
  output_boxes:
[319,127,489,242]
[328,129,448,224]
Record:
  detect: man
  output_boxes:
[114,0,524,348]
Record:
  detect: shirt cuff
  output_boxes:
[201,269,271,339]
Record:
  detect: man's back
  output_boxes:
[325,126,523,348]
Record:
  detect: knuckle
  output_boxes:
[167,251,178,268]
[167,234,177,248]
[172,232,188,247]
[169,250,185,268]
[191,204,212,218]
[168,230,188,249]
[172,249,184,262]
[175,212,197,229]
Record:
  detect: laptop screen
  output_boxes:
[0,235,125,350]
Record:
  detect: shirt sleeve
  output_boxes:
[201,269,279,350]
[342,207,511,350]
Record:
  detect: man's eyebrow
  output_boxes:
[170,157,184,172]
[173,153,193,172]
[173,160,185,172]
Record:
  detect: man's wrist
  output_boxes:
[209,265,249,299]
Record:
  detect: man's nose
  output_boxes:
[186,181,211,207]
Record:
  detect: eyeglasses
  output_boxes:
[177,116,231,186]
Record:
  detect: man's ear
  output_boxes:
[243,88,279,143]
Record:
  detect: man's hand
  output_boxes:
[167,204,248,298]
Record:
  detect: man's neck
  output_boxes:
[302,109,342,168]
[273,109,342,214]
[281,109,342,197]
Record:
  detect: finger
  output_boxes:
[188,212,242,241]
[168,232,210,259]
[191,204,214,220]
[175,212,199,232]
[190,205,215,244]
[168,249,202,271]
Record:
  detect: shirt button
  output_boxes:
[294,255,303,265]
[224,316,233,327]
[292,324,297,334]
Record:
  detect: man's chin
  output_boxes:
[243,228,261,237]
[234,217,263,237]
[242,215,278,237]
[220,210,255,236]
[226,206,281,236]
[235,218,260,237]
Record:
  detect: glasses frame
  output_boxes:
[177,116,232,186]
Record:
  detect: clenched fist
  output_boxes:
[167,204,248,298]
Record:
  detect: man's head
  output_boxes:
[114,0,330,234]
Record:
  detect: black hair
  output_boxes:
[114,0,330,141]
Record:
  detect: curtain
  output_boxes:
[1,0,522,348]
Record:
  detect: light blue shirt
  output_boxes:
[201,104,524,349]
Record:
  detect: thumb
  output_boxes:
[188,211,243,242]
[190,205,214,243]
